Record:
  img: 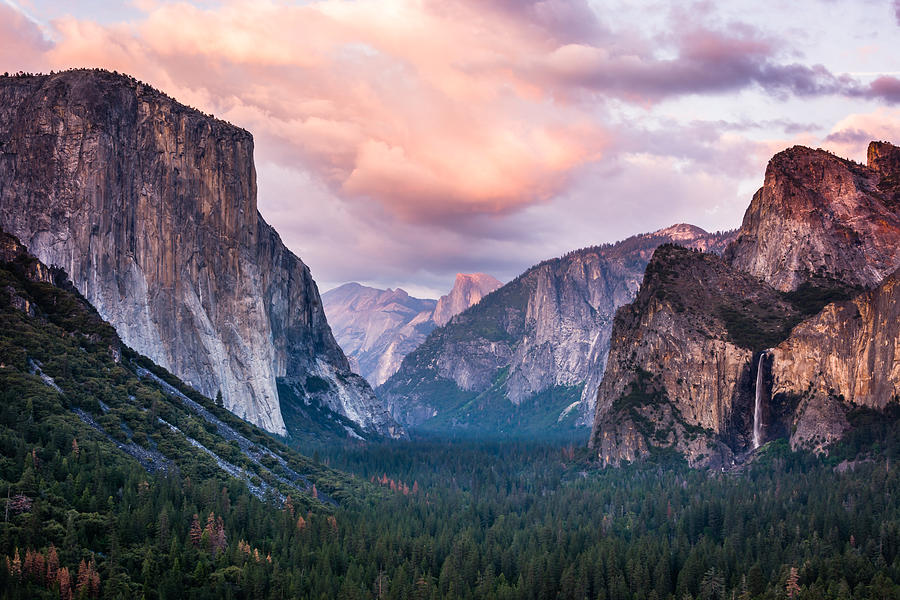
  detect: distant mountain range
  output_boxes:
[377,224,735,437]
[4,69,898,463]
[590,141,900,466]
[322,273,502,387]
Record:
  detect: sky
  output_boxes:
[2,0,900,297]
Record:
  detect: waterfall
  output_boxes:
[752,351,767,449]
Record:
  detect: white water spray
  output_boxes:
[752,352,767,449]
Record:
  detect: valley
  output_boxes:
[0,63,899,599]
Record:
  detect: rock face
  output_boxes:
[322,274,500,388]
[431,273,502,327]
[380,225,734,434]
[591,141,900,465]
[322,283,437,387]
[0,70,400,438]
[1,229,61,315]
[772,269,900,451]
[588,246,801,466]
[725,143,900,292]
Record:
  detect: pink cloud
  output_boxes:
[867,76,900,103]
[2,0,898,236]
[35,0,610,222]
[823,108,900,161]
[536,24,861,103]
[0,3,51,73]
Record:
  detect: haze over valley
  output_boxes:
[1,1,900,598]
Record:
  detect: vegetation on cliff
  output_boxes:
[2,231,900,598]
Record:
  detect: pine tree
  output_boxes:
[7,548,21,580]
[157,510,170,549]
[215,516,227,554]
[76,559,90,593]
[58,566,72,600]
[204,512,216,541]
[215,389,224,408]
[189,514,202,547]
[700,567,724,600]
[786,567,801,599]
[88,559,100,596]
[23,549,36,581]
[46,545,59,583]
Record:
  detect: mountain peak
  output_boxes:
[867,140,900,177]
[649,223,710,241]
[432,273,502,326]
[725,140,900,292]
[0,68,402,439]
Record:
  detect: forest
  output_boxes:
[2,377,900,600]
[2,236,900,599]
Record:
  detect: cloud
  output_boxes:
[449,0,606,43]
[823,108,900,160]
[0,3,51,73]
[537,26,863,102]
[16,0,892,229]
[866,76,900,103]
[39,0,613,223]
[3,0,900,291]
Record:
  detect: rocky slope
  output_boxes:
[0,227,359,505]
[431,273,502,326]
[771,268,900,452]
[322,274,501,387]
[322,283,437,387]
[591,141,900,464]
[379,225,734,435]
[588,246,802,466]
[725,142,900,292]
[0,69,400,439]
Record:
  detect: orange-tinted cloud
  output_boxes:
[824,108,900,161]
[3,0,900,293]
[4,0,897,228]
[0,3,51,72]
[31,0,608,222]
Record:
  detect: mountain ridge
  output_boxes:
[379,225,735,436]
[590,141,900,465]
[0,69,401,439]
[322,273,501,387]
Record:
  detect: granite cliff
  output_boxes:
[431,273,502,327]
[772,268,900,452]
[590,142,900,464]
[379,225,734,435]
[588,246,802,466]
[725,143,900,292]
[0,70,400,438]
[322,284,437,387]
[322,273,500,387]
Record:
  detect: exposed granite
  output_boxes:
[0,70,400,438]
[431,273,502,327]
[725,143,900,292]
[380,225,734,432]
[588,246,799,466]
[322,274,501,388]
[591,142,900,465]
